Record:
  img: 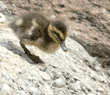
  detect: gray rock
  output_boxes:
[51,15,56,19]
[40,84,54,95]
[62,71,71,79]
[72,75,80,81]
[97,88,104,92]
[53,78,66,88]
[28,87,41,95]
[39,71,51,81]
[83,84,96,94]
[2,84,10,91]
[68,81,81,91]
[1,84,14,94]
[87,93,95,95]
[94,65,101,72]
[19,91,26,95]
[107,70,110,76]
[15,68,22,74]
[0,1,7,9]
[93,75,107,83]
[12,4,16,7]
[69,77,75,83]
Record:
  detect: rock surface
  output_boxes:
[0,0,110,95]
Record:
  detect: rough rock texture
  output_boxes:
[0,0,110,95]
[0,27,110,95]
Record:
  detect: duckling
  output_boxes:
[10,12,68,64]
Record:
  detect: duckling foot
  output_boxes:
[27,54,44,64]
[20,39,44,64]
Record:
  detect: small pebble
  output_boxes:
[83,84,95,93]
[62,71,71,79]
[2,84,12,94]
[19,91,26,95]
[93,75,107,83]
[94,66,101,72]
[51,15,56,19]
[107,70,110,76]
[53,78,66,88]
[68,81,81,91]
[88,93,95,95]
[98,76,107,83]
[12,4,15,7]
[16,68,22,74]
[39,71,51,81]
[97,88,104,92]
[72,75,80,81]
[37,64,47,71]
[28,87,40,94]
[41,84,54,95]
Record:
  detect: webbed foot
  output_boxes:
[20,39,44,64]
[27,54,44,64]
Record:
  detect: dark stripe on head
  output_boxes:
[53,26,64,41]
[51,21,67,40]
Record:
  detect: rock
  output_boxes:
[15,68,22,74]
[62,71,71,79]
[72,75,80,81]
[50,71,60,80]
[51,15,56,19]
[68,81,81,91]
[0,55,2,62]
[88,93,95,95]
[94,65,101,72]
[83,84,96,94]
[40,84,54,95]
[97,88,104,92]
[69,77,75,83]
[53,78,66,88]
[39,71,51,81]
[93,75,107,83]
[82,86,88,94]
[12,4,15,7]
[19,91,26,95]
[0,1,7,10]
[2,84,10,91]
[36,64,47,71]
[1,84,14,94]
[106,70,110,76]
[28,87,41,95]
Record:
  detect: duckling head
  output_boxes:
[48,21,68,52]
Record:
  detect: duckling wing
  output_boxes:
[10,12,50,40]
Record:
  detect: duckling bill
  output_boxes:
[10,12,68,64]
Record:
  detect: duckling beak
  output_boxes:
[60,41,67,52]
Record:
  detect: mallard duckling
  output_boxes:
[10,12,68,63]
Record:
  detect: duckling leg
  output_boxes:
[20,39,44,64]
